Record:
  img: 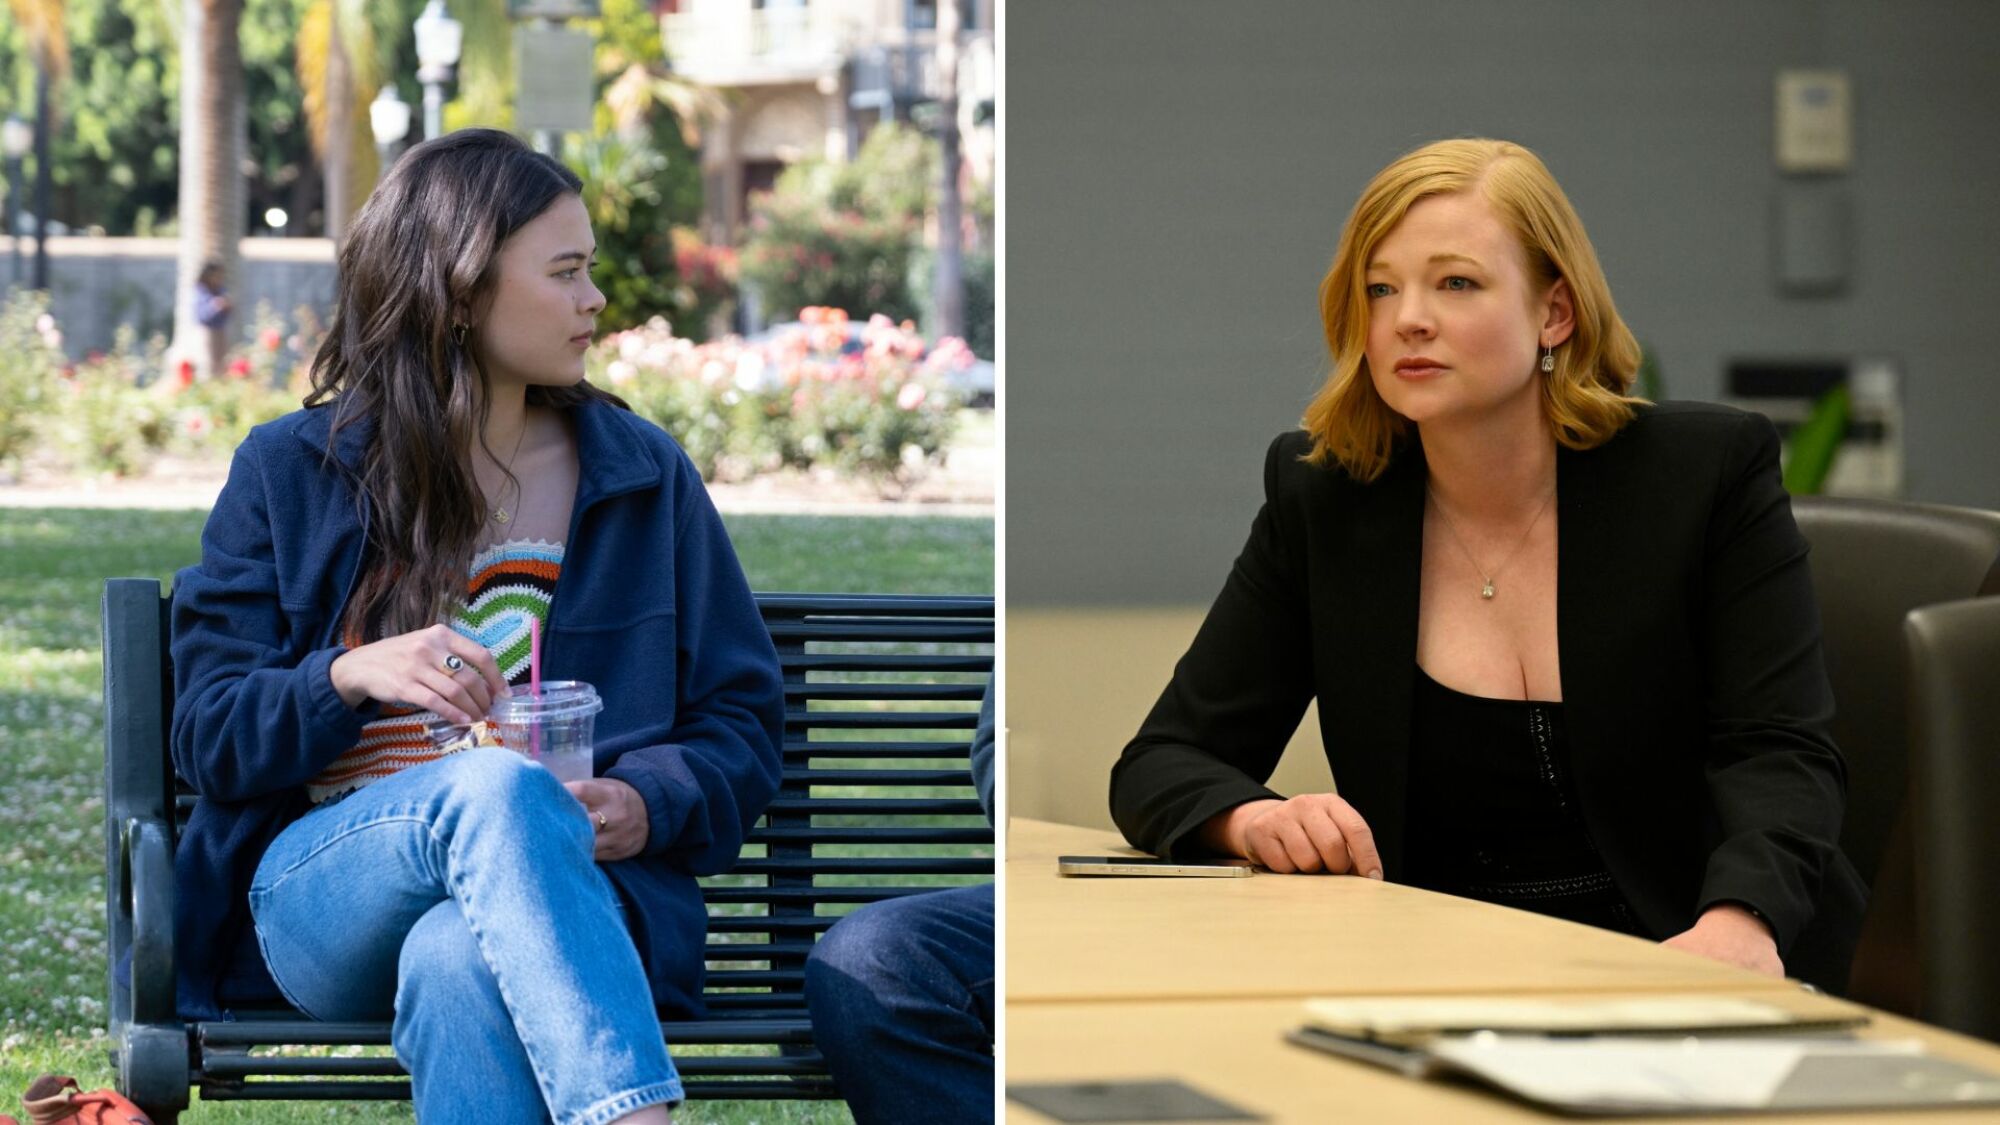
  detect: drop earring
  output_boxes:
[1539,345,1555,373]
[453,323,468,347]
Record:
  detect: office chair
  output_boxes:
[1791,495,2000,1013]
[1905,596,2000,1042]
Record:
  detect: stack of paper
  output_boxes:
[1290,995,2000,1113]
[1301,995,1865,1047]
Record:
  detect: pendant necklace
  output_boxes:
[1428,484,1555,601]
[486,418,529,526]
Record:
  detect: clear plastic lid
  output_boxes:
[488,680,604,723]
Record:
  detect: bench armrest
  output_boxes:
[123,815,177,1025]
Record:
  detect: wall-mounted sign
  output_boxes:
[1776,69,1853,173]
[514,24,595,133]
[508,0,599,18]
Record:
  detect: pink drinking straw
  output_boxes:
[528,615,542,696]
[527,615,544,759]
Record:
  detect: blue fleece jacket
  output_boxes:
[168,399,783,1020]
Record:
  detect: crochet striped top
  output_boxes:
[306,539,565,804]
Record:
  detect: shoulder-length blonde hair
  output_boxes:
[1303,138,1644,481]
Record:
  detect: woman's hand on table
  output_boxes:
[565,778,650,861]
[329,624,508,724]
[1662,903,1784,977]
[1208,794,1383,878]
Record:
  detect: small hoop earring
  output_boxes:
[453,323,468,347]
[1539,346,1556,373]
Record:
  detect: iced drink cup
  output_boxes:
[490,681,602,783]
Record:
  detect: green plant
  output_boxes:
[46,348,174,477]
[739,124,938,325]
[568,131,701,333]
[672,227,739,341]
[1783,384,1851,496]
[1636,341,1664,401]
[2,301,318,477]
[0,292,61,472]
[741,197,921,326]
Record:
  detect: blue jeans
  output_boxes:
[248,746,682,1125]
[804,883,994,1125]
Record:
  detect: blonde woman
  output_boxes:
[1110,138,1866,991]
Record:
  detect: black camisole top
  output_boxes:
[1402,664,1645,937]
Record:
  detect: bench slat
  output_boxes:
[723,857,990,876]
[702,885,968,904]
[782,741,971,758]
[704,916,837,934]
[783,683,985,701]
[783,708,981,729]
[703,941,812,954]
[704,993,807,1011]
[766,620,991,643]
[780,760,968,780]
[747,826,992,845]
[706,970,805,987]
[199,1017,819,1045]
[755,593,991,615]
[763,796,984,815]
[781,653,990,672]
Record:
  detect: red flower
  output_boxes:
[260,327,283,352]
[227,357,252,378]
[175,359,196,390]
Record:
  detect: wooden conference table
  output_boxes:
[1005,818,2000,1123]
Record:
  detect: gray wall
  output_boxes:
[1,237,335,360]
[1008,0,2000,606]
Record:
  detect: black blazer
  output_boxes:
[1109,402,1868,991]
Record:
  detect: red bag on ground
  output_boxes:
[7,1076,153,1125]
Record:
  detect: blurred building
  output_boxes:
[660,0,996,242]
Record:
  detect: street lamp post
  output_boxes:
[370,85,413,176]
[414,0,464,143]
[30,61,51,291]
[1,115,28,290]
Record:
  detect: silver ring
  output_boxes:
[441,654,466,674]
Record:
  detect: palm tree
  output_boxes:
[6,0,68,292]
[932,0,964,341]
[169,0,247,379]
[297,0,382,244]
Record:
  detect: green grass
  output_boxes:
[0,507,992,1122]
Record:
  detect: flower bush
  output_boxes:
[0,295,61,472]
[591,307,969,491]
[738,124,934,325]
[0,294,314,478]
[2,296,968,493]
[46,339,175,478]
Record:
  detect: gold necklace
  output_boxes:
[1427,484,1555,601]
[485,418,529,526]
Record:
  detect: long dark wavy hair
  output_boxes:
[305,128,627,645]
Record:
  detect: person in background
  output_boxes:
[193,260,231,378]
[805,681,996,1124]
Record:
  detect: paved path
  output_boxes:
[0,432,995,519]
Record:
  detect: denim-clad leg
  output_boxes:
[395,900,546,1122]
[248,746,682,1125]
[804,883,995,1125]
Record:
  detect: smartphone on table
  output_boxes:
[1057,855,1254,877]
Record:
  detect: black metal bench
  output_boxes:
[101,578,994,1121]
